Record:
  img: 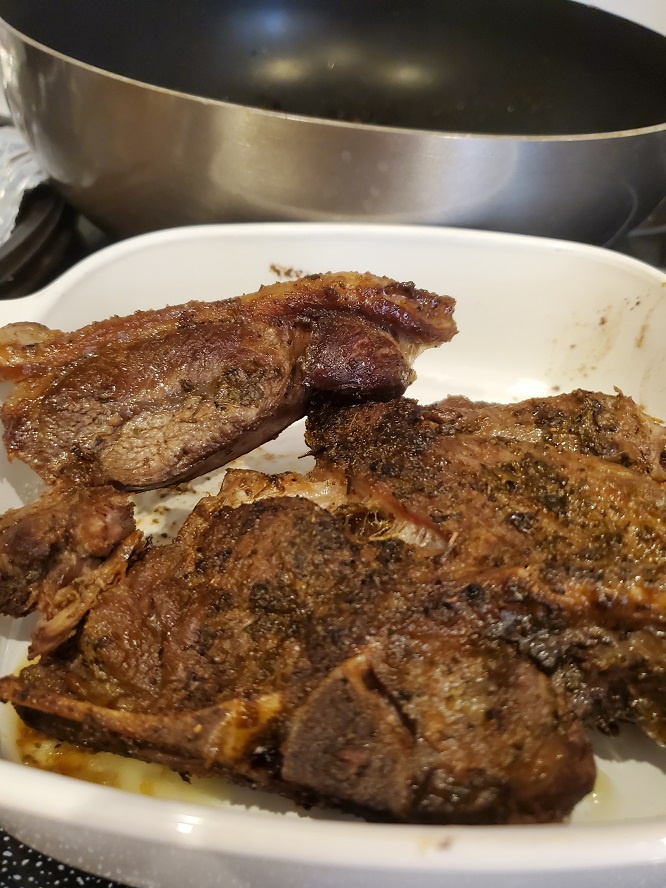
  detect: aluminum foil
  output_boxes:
[0,125,47,247]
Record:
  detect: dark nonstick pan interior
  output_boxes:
[1,0,665,136]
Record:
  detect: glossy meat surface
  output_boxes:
[0,272,456,490]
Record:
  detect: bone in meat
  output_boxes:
[0,491,593,824]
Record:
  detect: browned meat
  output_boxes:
[432,389,666,479]
[0,272,456,490]
[0,489,593,825]
[281,626,593,824]
[216,430,666,735]
[0,485,136,619]
[27,530,145,661]
[306,390,666,582]
[398,560,666,738]
[306,391,666,733]
[3,388,666,824]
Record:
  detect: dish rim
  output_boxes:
[10,221,666,313]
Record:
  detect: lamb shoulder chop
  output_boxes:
[0,481,594,825]
[2,388,665,823]
[306,389,666,734]
[5,392,666,823]
[0,271,454,654]
[0,272,456,491]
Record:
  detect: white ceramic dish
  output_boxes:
[0,223,666,888]
[577,0,666,35]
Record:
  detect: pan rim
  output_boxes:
[1,17,665,144]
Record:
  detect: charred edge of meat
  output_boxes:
[0,272,456,381]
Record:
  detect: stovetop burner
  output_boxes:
[615,200,666,270]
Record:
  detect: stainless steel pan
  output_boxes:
[0,0,665,243]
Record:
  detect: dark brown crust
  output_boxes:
[0,492,594,825]
[431,389,666,480]
[0,272,455,381]
[306,391,666,737]
[3,389,666,824]
[282,636,594,824]
[306,392,666,610]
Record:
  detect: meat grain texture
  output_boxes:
[0,272,455,490]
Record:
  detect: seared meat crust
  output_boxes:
[0,272,456,490]
[306,392,666,734]
[306,392,666,585]
[433,390,666,479]
[1,388,665,824]
[0,492,593,824]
